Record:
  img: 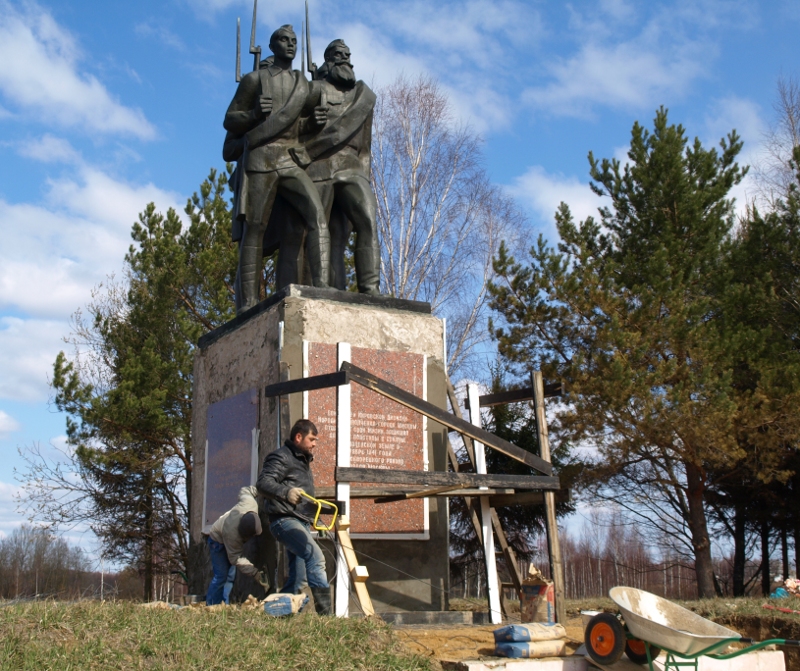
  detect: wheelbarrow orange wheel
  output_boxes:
[585,613,626,665]
[625,638,661,665]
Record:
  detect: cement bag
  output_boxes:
[495,640,567,659]
[520,564,556,624]
[493,623,567,643]
[263,593,308,617]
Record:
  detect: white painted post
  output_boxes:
[335,342,351,617]
[250,427,260,486]
[466,383,502,624]
[302,340,310,419]
[201,440,210,534]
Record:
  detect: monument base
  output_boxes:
[190,285,450,612]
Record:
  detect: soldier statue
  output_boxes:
[223,25,331,314]
[293,39,380,295]
[224,6,384,308]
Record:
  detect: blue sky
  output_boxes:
[0,0,797,545]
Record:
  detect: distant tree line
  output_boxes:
[0,525,150,600]
[454,512,771,602]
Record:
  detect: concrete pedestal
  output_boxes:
[189,285,450,612]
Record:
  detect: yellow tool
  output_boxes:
[299,491,339,531]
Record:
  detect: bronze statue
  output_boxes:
[224,3,382,308]
[224,24,331,314]
[294,39,380,295]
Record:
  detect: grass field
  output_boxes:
[4,596,800,671]
[0,600,433,671]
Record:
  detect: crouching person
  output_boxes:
[206,485,268,605]
[257,419,332,615]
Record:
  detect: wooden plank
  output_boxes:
[446,442,461,473]
[315,486,517,499]
[334,516,374,617]
[464,382,563,409]
[446,380,476,467]
[336,467,560,490]
[491,508,523,595]
[488,490,571,507]
[264,370,349,398]
[533,371,567,625]
[444,386,483,549]
[372,485,462,504]
[341,362,553,476]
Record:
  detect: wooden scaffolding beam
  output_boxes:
[532,371,567,625]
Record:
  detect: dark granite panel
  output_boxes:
[204,388,258,528]
[307,343,425,534]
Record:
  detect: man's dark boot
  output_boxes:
[310,587,332,615]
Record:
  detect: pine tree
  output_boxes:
[26,169,237,599]
[489,108,759,596]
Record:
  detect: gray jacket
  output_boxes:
[208,486,260,577]
[256,440,316,522]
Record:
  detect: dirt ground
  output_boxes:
[393,614,586,670]
[392,599,800,671]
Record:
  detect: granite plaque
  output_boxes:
[203,388,259,532]
[306,343,426,536]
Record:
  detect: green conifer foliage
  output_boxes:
[487,108,780,597]
[44,169,237,599]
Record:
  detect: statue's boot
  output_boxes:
[310,587,332,616]
[237,242,261,314]
[355,244,381,296]
[306,226,331,289]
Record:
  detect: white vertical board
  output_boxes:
[250,428,260,485]
[302,340,310,419]
[277,321,285,450]
[201,440,210,534]
[467,383,502,624]
[335,342,352,617]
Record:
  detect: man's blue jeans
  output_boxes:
[270,516,329,591]
[206,537,236,605]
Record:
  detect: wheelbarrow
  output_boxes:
[584,586,800,671]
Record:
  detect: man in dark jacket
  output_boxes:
[256,419,331,615]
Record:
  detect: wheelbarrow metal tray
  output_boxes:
[609,587,740,657]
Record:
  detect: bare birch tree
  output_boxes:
[754,75,800,206]
[371,74,526,376]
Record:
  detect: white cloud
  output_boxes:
[0,1,156,139]
[0,135,183,404]
[598,0,636,23]
[0,143,183,321]
[17,133,82,164]
[364,0,540,62]
[0,410,21,438]
[0,317,66,402]
[524,39,707,118]
[509,165,608,238]
[703,96,766,157]
[49,434,73,457]
[135,22,186,52]
[328,15,516,132]
[0,480,25,539]
[703,96,768,217]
